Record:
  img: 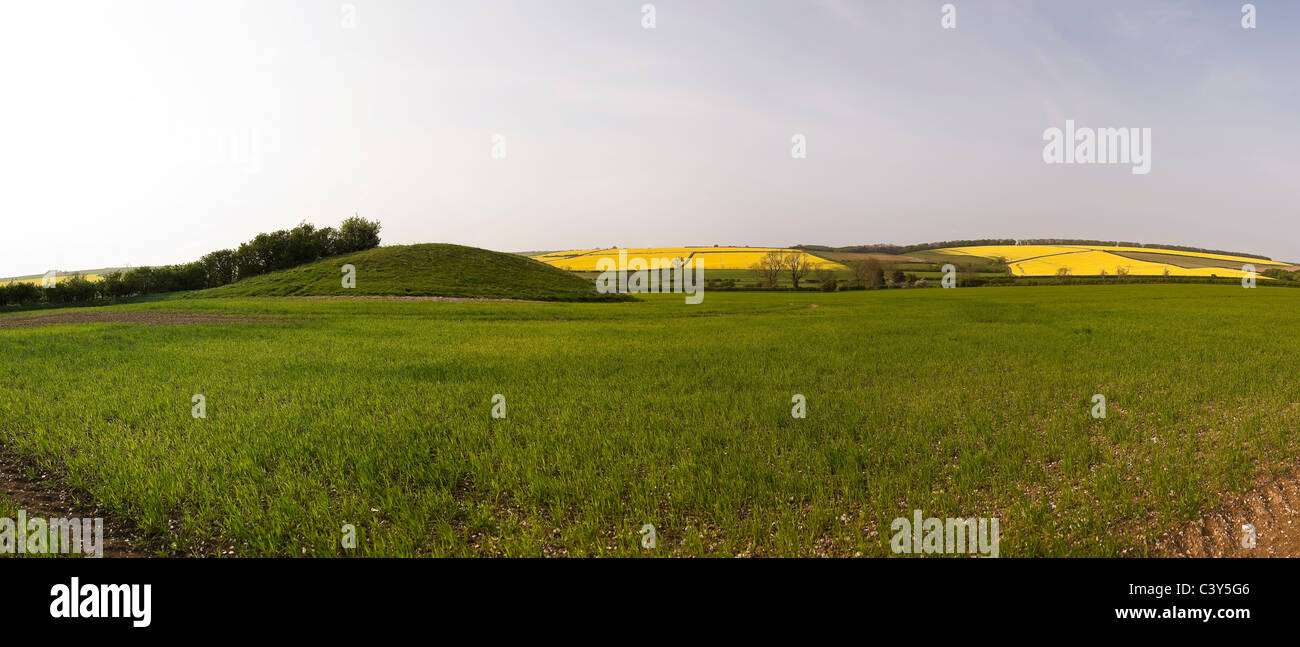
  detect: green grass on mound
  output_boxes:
[191,244,630,302]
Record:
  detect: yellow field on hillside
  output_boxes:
[0,274,103,286]
[533,247,844,271]
[936,245,1284,278]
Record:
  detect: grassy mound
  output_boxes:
[192,244,630,301]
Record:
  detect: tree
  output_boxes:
[63,274,99,302]
[1055,266,1072,278]
[336,214,382,254]
[751,252,783,288]
[815,268,837,292]
[779,250,811,290]
[851,258,885,288]
[959,263,977,284]
[992,255,1012,275]
[199,249,238,288]
[99,271,128,299]
[2,282,41,305]
[286,222,327,266]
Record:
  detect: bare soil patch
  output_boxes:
[0,311,278,330]
[0,452,155,557]
[1154,471,1300,557]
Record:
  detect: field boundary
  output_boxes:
[1153,469,1300,558]
[0,448,158,558]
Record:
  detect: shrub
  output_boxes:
[336,215,382,254]
[200,250,239,288]
[61,274,100,302]
[815,268,837,292]
[100,272,128,299]
[1,282,42,306]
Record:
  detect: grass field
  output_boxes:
[2,284,1298,556]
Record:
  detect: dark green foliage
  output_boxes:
[1262,268,1298,281]
[335,215,382,254]
[2,217,382,308]
[0,282,42,306]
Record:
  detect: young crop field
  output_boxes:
[2,284,1298,557]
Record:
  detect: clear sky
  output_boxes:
[2,1,1297,276]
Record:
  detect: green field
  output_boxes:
[2,284,1297,556]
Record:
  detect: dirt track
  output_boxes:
[1155,472,1300,557]
[0,452,152,557]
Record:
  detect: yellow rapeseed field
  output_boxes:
[935,245,1285,278]
[533,247,844,271]
[0,274,103,286]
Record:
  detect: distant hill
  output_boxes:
[0,267,131,284]
[933,244,1289,278]
[191,243,631,301]
[532,247,844,270]
[795,240,1276,262]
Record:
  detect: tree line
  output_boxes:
[0,216,381,307]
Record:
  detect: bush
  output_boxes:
[61,274,100,302]
[0,281,43,306]
[100,272,129,299]
[45,275,101,304]
[336,215,382,254]
[199,250,239,288]
[815,268,837,292]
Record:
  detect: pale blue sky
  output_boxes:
[2,1,1297,276]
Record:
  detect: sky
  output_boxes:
[1,0,1297,276]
